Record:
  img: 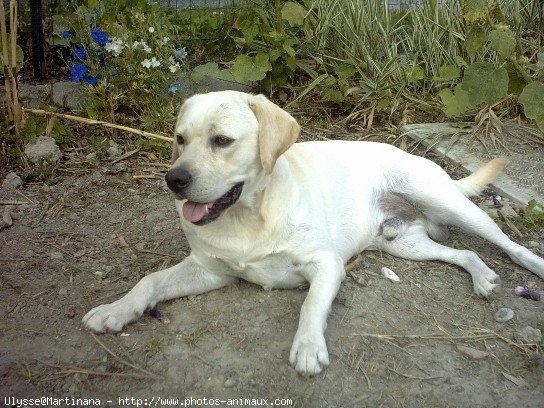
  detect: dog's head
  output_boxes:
[165,91,300,225]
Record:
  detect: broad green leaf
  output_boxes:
[230,53,272,83]
[519,81,544,133]
[281,2,307,27]
[334,63,357,79]
[434,65,461,82]
[505,61,530,95]
[191,63,236,83]
[191,62,221,83]
[462,0,493,23]
[439,85,472,117]
[489,28,516,60]
[0,36,24,72]
[407,65,425,83]
[454,55,469,68]
[461,62,508,105]
[465,26,486,58]
[322,88,343,104]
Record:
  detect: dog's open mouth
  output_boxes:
[182,182,244,225]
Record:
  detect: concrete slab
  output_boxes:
[401,123,544,205]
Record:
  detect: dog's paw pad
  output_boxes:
[289,332,329,376]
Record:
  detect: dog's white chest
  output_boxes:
[220,251,306,290]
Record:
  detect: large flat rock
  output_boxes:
[402,123,544,205]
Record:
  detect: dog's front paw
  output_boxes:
[82,300,142,333]
[289,331,329,376]
[473,268,500,297]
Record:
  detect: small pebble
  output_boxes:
[494,307,514,323]
[224,376,238,388]
[515,326,542,344]
[381,267,400,283]
[93,270,108,280]
[85,152,97,161]
[50,251,64,260]
[456,345,488,360]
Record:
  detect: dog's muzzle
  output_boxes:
[165,167,244,226]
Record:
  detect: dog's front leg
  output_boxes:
[290,253,345,375]
[83,255,235,333]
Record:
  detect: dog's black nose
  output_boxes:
[165,168,192,194]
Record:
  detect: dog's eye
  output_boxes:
[213,136,234,147]
[176,134,185,145]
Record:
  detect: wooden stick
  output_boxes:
[90,333,162,380]
[9,0,21,134]
[0,0,13,121]
[23,108,173,142]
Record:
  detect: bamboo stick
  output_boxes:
[9,0,21,135]
[23,108,174,143]
[0,0,13,121]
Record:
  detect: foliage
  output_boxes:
[438,0,544,132]
[50,0,196,134]
[514,200,544,233]
[192,0,315,98]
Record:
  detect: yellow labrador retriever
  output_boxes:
[84,90,544,375]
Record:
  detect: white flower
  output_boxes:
[169,62,180,73]
[105,37,125,57]
[150,57,160,67]
[143,44,152,53]
[148,27,155,33]
[162,37,170,44]
[141,58,152,68]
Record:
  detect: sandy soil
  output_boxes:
[1,135,543,408]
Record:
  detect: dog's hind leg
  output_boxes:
[379,223,500,296]
[420,191,544,280]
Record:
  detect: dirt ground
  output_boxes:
[1,132,543,408]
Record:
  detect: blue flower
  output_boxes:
[169,83,181,93]
[91,29,109,47]
[59,31,74,40]
[174,48,188,59]
[84,76,101,85]
[73,48,87,59]
[69,63,89,83]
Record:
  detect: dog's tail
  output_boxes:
[455,158,507,197]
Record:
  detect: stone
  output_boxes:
[456,345,488,360]
[50,251,64,260]
[224,376,238,388]
[515,326,542,344]
[1,172,23,190]
[494,307,514,323]
[93,270,108,280]
[86,152,98,161]
[106,140,121,157]
[24,136,62,164]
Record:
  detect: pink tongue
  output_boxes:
[183,201,213,222]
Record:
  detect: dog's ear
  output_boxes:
[249,94,300,174]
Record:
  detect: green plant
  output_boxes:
[514,199,544,233]
[145,338,164,353]
[54,0,191,125]
[192,0,315,98]
[439,0,544,131]
[182,329,205,346]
